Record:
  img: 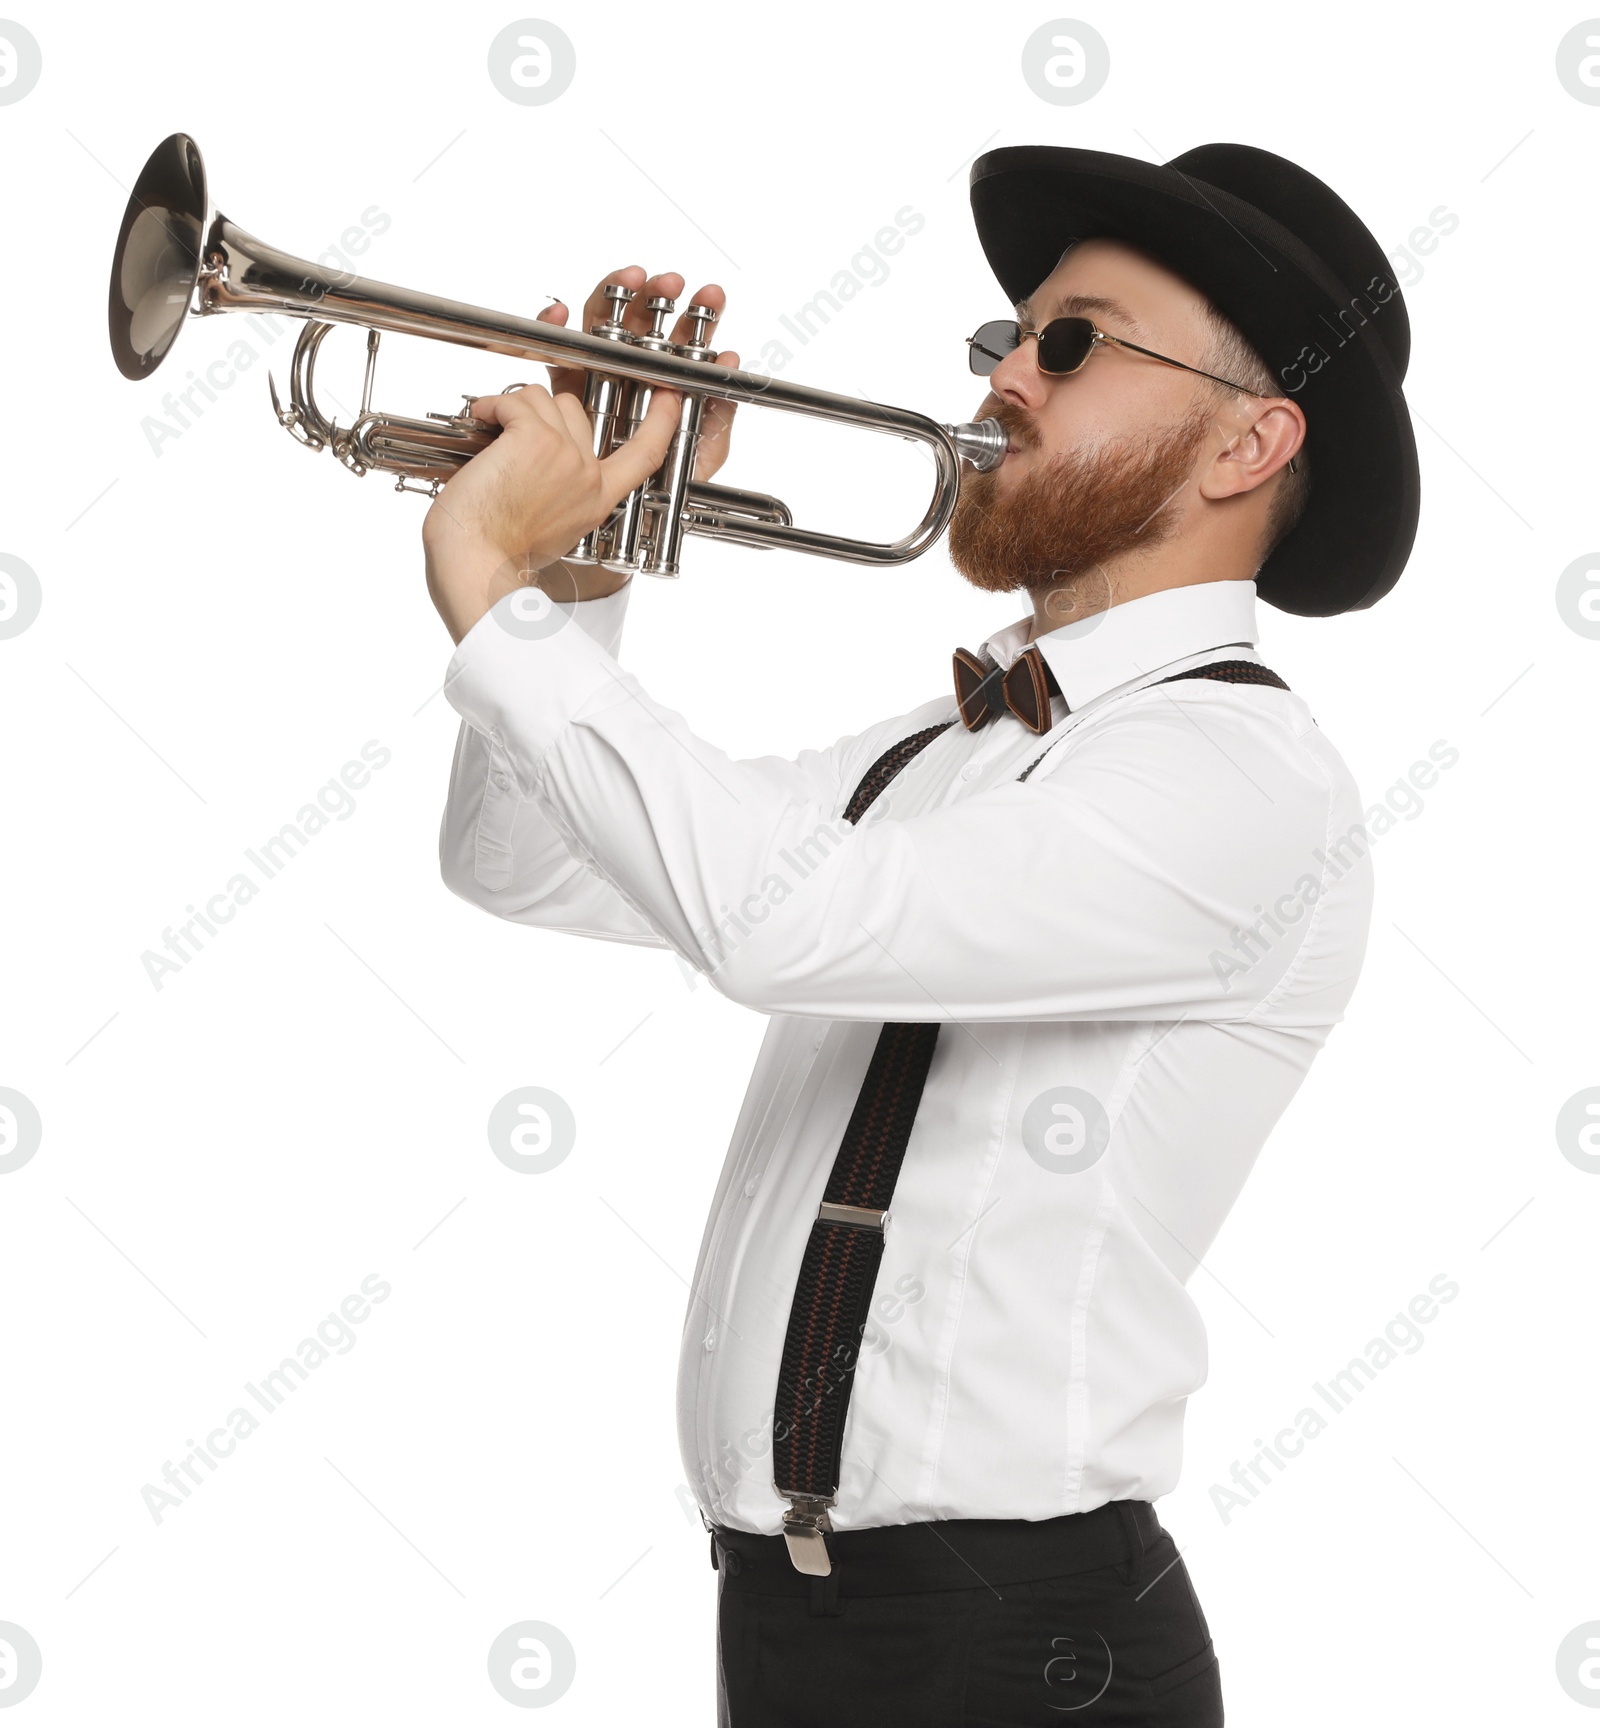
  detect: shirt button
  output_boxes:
[703,1327,716,1352]
[961,763,981,781]
[743,1174,760,1197]
[491,773,509,790]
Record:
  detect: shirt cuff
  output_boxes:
[442,586,641,795]
[568,577,633,656]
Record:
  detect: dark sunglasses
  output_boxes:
[967,316,1267,396]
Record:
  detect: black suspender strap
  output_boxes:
[1018,656,1289,782]
[772,1021,940,1577]
[839,722,954,822]
[1157,658,1289,691]
[771,724,951,1578]
[768,659,1288,1578]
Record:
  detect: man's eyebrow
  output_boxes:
[1015,293,1149,339]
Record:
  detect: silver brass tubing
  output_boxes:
[603,295,679,574]
[569,283,637,565]
[198,215,981,565]
[350,412,494,480]
[641,390,706,578]
[565,363,625,563]
[268,320,340,451]
[359,328,380,414]
[679,480,791,532]
[641,303,718,579]
[597,379,646,574]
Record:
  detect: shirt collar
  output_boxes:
[976,579,1260,711]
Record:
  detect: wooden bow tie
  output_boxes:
[952,645,1064,735]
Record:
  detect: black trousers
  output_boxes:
[711,1500,1222,1727]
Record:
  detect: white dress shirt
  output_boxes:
[439,576,1372,1534]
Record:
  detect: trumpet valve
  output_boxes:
[572,289,663,566]
[676,303,719,363]
[640,310,719,580]
[593,281,636,337]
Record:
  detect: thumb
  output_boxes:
[598,388,681,504]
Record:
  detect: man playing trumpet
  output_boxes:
[426,144,1417,1725]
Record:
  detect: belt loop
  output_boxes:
[807,1565,843,1617]
[1114,1501,1146,1587]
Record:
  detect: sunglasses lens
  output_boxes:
[967,319,1020,377]
[1037,317,1096,375]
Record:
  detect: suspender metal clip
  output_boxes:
[780,1495,836,1575]
[817,1201,888,1231]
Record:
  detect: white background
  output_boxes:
[2,1,1598,1721]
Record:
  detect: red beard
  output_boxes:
[949,399,1213,601]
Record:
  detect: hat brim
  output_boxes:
[970,147,1419,617]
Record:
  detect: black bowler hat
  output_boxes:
[968,144,1420,617]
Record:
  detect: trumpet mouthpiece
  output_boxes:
[945,418,1007,472]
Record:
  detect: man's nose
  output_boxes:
[987,336,1049,410]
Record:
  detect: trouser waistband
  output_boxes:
[710,1499,1159,1600]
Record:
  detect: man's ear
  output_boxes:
[1200,398,1305,501]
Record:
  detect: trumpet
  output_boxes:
[108,134,1006,577]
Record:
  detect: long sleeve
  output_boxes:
[438,581,888,956]
[438,581,670,944]
[441,590,1370,1024]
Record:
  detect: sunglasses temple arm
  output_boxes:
[1101,332,1265,397]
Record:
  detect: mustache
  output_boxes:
[982,398,1039,450]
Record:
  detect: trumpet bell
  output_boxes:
[108,132,209,381]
